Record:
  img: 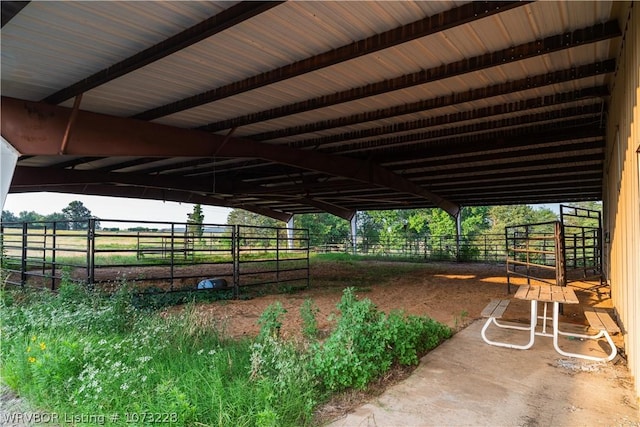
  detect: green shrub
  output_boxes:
[312,287,451,391]
[300,299,319,340]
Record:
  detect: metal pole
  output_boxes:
[170,224,175,290]
[350,213,357,255]
[21,222,27,288]
[88,218,95,287]
[455,209,462,262]
[233,225,239,298]
[51,222,57,290]
[287,216,294,250]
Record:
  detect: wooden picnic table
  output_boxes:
[514,284,579,305]
[482,284,618,362]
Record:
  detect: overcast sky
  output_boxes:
[3,192,232,225]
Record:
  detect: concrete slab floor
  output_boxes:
[326,320,640,427]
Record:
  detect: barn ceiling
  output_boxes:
[1,1,625,221]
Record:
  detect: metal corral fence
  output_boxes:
[560,205,603,283]
[505,205,604,294]
[0,218,309,295]
[310,233,507,263]
[505,221,563,292]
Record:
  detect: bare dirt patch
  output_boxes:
[178,260,605,341]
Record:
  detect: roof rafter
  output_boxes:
[221,59,616,141]
[1,96,458,216]
[42,1,284,105]
[133,1,528,121]
[1,1,29,28]
[286,86,609,150]
[205,21,620,134]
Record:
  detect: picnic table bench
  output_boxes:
[481,285,620,362]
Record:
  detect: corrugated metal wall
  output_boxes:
[604,1,639,402]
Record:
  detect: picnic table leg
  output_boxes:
[551,303,617,362]
[481,300,537,350]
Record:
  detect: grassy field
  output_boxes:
[1,257,451,426]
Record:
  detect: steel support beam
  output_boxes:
[11,166,356,221]
[1,1,29,28]
[10,184,292,223]
[2,97,457,215]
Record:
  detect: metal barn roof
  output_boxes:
[1,1,627,221]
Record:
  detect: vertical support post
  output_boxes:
[305,228,310,289]
[350,213,357,255]
[555,220,566,315]
[232,225,240,298]
[88,218,95,288]
[525,226,531,286]
[20,221,27,288]
[170,224,175,290]
[505,227,511,294]
[455,209,462,262]
[51,222,57,290]
[287,216,294,250]
[555,221,566,287]
[1,137,19,211]
[276,227,280,283]
[42,225,47,276]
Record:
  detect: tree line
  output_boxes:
[227,202,602,247]
[2,200,601,242]
[1,201,98,230]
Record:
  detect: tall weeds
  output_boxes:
[1,280,450,425]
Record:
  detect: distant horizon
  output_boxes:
[2,191,576,227]
[2,192,232,225]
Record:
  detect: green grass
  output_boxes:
[1,261,451,426]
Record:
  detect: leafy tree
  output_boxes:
[487,205,557,234]
[426,209,456,237]
[187,204,205,239]
[460,206,491,237]
[44,212,70,230]
[562,201,602,228]
[295,213,350,246]
[356,211,381,252]
[18,210,45,223]
[62,201,95,230]
[226,209,284,228]
[1,210,18,223]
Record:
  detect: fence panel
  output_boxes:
[1,219,310,296]
[309,233,506,262]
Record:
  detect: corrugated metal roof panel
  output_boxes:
[1,1,232,100]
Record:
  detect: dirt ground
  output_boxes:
[173,260,614,425]
[178,260,609,342]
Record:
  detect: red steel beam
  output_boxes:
[2,97,454,215]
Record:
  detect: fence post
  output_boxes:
[88,218,95,287]
[555,221,566,287]
[20,221,27,288]
[455,211,462,262]
[170,224,175,290]
[232,225,240,298]
[276,228,280,282]
[51,222,57,290]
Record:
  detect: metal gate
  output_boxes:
[560,204,604,287]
